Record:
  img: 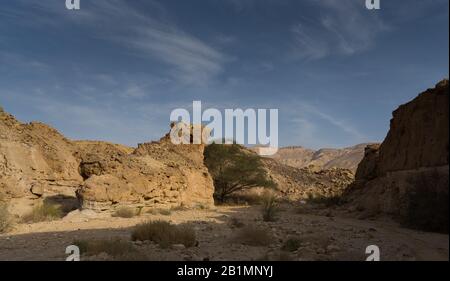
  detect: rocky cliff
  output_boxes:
[76,132,214,211]
[0,109,83,214]
[0,109,214,215]
[236,145,355,201]
[346,80,449,233]
[262,157,354,201]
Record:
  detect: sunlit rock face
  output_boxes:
[0,109,214,215]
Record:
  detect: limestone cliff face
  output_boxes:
[348,80,449,233]
[76,134,214,211]
[0,108,214,214]
[0,109,82,202]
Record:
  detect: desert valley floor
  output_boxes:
[1,203,448,261]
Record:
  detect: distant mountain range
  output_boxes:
[252,143,374,172]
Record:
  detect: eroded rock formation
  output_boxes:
[263,157,354,200]
[346,80,449,233]
[0,109,83,214]
[0,109,214,215]
[76,132,214,211]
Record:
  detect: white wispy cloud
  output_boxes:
[0,51,49,72]
[9,0,229,87]
[291,0,388,60]
[284,100,368,148]
[130,26,228,86]
[299,103,366,140]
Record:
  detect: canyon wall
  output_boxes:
[347,80,449,233]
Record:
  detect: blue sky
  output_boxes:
[0,0,448,149]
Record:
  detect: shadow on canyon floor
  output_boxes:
[0,204,448,261]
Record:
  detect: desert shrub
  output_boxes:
[281,237,302,252]
[234,226,273,246]
[131,220,196,248]
[196,203,211,210]
[230,217,245,228]
[227,192,265,206]
[261,192,278,222]
[403,174,449,233]
[22,202,63,223]
[204,143,276,203]
[159,209,172,216]
[112,207,136,218]
[146,208,172,216]
[43,195,79,215]
[0,203,11,233]
[73,239,146,260]
[306,194,343,207]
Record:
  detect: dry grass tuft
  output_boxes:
[230,217,245,228]
[73,238,146,260]
[146,208,172,216]
[131,220,196,248]
[112,207,136,218]
[0,203,11,233]
[234,225,273,246]
[22,202,63,223]
[261,192,278,222]
[281,237,302,252]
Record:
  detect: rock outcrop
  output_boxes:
[263,157,354,201]
[346,80,449,233]
[0,108,214,215]
[0,109,83,215]
[76,131,214,211]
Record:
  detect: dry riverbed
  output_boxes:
[0,204,448,261]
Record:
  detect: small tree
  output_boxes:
[204,143,276,202]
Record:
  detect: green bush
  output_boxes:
[204,143,276,203]
[22,202,63,223]
[131,220,196,248]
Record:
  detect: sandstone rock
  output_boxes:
[1,108,215,214]
[75,128,215,211]
[0,111,83,215]
[354,144,380,182]
[346,80,449,233]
